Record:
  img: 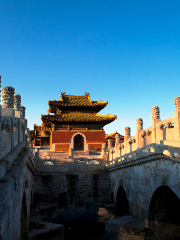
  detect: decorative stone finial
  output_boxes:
[125,127,130,137]
[174,97,180,112]
[136,118,143,130]
[2,86,15,108]
[14,94,21,111]
[108,139,113,148]
[151,106,160,119]
[21,106,26,119]
[115,133,120,143]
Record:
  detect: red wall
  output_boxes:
[51,131,105,144]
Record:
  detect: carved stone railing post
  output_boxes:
[69,147,73,158]
[14,94,22,143]
[21,106,26,119]
[174,96,180,141]
[136,118,143,149]
[115,133,120,158]
[108,139,113,160]
[111,149,114,161]
[20,106,26,142]
[0,76,1,160]
[1,86,15,150]
[101,143,106,156]
[151,106,160,143]
[101,143,107,165]
[124,127,130,154]
[108,139,113,149]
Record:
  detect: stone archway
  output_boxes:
[148,186,180,238]
[20,192,27,240]
[70,133,88,151]
[74,134,84,151]
[116,186,129,216]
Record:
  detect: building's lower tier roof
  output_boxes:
[41,114,117,124]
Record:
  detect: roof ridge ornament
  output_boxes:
[60,92,65,101]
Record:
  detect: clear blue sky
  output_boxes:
[1,0,180,135]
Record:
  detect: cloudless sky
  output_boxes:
[0,0,180,135]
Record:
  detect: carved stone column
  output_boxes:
[14,94,21,111]
[136,118,143,149]
[108,139,113,149]
[151,106,161,143]
[14,94,21,143]
[2,86,15,108]
[1,86,15,150]
[0,76,1,159]
[21,106,26,119]
[174,96,180,141]
[101,143,106,156]
[115,133,120,158]
[124,127,130,154]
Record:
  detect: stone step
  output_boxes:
[105,215,147,240]
[27,221,64,240]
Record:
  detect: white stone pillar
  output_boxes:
[115,133,120,158]
[136,118,143,149]
[124,127,130,154]
[14,94,21,143]
[101,143,106,156]
[174,97,180,141]
[2,86,15,150]
[151,106,160,143]
[21,106,26,119]
[0,76,1,160]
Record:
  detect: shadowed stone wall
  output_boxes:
[32,169,111,222]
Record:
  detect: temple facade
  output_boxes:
[39,92,117,152]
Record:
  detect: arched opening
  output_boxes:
[116,186,129,216]
[74,134,84,151]
[148,186,180,237]
[20,192,27,240]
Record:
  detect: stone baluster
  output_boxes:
[21,106,26,119]
[1,86,15,150]
[151,106,161,143]
[14,94,22,143]
[20,106,27,142]
[174,96,180,140]
[14,94,21,111]
[125,127,130,137]
[124,127,130,154]
[115,133,120,158]
[108,139,113,149]
[111,149,114,161]
[2,86,15,108]
[152,106,160,119]
[136,118,143,149]
[101,143,106,156]
[136,118,143,130]
[101,143,107,165]
[69,147,73,158]
[0,76,1,159]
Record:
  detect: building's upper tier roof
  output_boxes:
[41,113,117,125]
[48,92,108,113]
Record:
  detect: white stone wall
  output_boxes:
[107,96,180,160]
[108,146,180,226]
[0,108,35,239]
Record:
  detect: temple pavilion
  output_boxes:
[40,92,117,151]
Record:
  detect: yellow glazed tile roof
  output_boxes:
[48,92,108,107]
[41,113,117,123]
[105,131,118,139]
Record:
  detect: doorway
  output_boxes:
[74,134,84,151]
